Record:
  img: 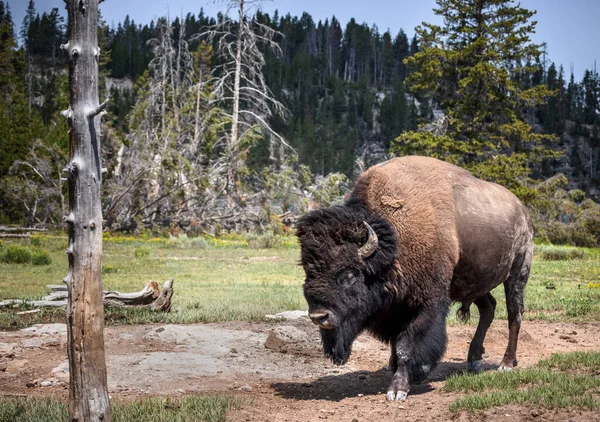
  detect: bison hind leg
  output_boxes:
[456,301,472,322]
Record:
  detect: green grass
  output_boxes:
[0,395,242,422]
[447,244,600,324]
[446,351,600,412]
[1,236,599,330]
[537,350,600,372]
[0,236,306,329]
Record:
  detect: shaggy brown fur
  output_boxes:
[297,156,534,401]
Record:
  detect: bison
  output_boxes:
[296,156,533,401]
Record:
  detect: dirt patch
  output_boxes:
[1,320,600,420]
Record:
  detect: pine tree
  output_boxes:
[0,0,14,39]
[542,62,560,134]
[393,29,409,80]
[582,68,599,125]
[393,0,556,200]
[21,0,36,112]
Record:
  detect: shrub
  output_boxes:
[545,222,569,246]
[30,235,44,248]
[535,244,587,261]
[0,240,4,251]
[134,247,151,258]
[1,245,32,264]
[102,265,119,274]
[168,233,189,248]
[246,232,285,249]
[31,249,52,266]
[189,237,209,249]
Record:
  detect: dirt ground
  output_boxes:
[1,316,600,421]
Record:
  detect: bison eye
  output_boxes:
[336,269,358,286]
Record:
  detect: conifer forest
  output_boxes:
[1,0,600,246]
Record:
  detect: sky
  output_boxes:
[9,0,600,80]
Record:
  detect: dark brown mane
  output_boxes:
[296,205,398,279]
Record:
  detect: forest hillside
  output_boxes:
[1,0,599,246]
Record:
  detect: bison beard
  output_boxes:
[320,323,357,366]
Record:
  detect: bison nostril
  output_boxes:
[309,311,334,328]
[309,312,328,325]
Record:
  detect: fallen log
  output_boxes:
[0,226,48,233]
[16,309,40,315]
[0,233,31,239]
[102,280,160,307]
[0,279,174,311]
[148,279,174,312]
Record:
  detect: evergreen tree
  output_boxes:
[21,0,36,48]
[0,0,14,39]
[393,0,556,200]
[393,29,409,80]
[0,5,45,222]
[21,0,37,112]
[542,62,560,134]
[582,68,599,125]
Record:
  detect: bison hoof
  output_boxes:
[498,358,517,372]
[468,359,484,373]
[386,390,408,401]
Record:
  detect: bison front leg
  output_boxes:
[387,302,449,401]
[387,341,410,401]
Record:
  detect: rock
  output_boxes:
[51,360,70,379]
[238,385,252,392]
[142,325,191,344]
[40,380,53,387]
[22,337,61,348]
[264,310,309,321]
[21,324,67,335]
[6,359,28,374]
[264,326,310,353]
[0,344,17,356]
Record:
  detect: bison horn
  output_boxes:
[358,221,378,259]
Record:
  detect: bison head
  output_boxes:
[296,206,398,365]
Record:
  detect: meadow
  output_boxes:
[1,234,600,418]
[1,235,600,329]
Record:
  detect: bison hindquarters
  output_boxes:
[387,299,449,401]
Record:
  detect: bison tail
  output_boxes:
[456,301,472,322]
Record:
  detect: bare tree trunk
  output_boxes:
[172,16,185,133]
[194,66,203,146]
[61,0,111,420]
[26,56,34,113]
[228,0,244,191]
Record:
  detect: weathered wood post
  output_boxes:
[61,0,111,420]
